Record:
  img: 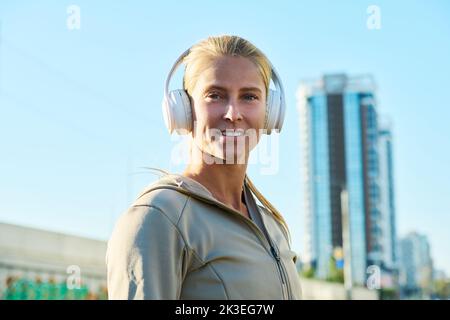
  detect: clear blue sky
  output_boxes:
[1,1,449,274]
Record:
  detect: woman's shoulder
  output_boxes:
[129,184,191,227]
[107,187,189,254]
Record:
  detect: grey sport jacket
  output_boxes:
[106,173,302,299]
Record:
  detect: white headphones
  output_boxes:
[162,47,286,135]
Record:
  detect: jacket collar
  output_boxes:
[152,173,214,198]
[137,172,249,209]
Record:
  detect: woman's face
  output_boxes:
[190,56,266,163]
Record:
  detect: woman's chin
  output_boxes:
[195,141,249,164]
[221,145,248,164]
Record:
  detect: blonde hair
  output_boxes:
[182,35,291,243]
[183,35,272,97]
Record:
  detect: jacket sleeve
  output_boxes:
[106,204,189,299]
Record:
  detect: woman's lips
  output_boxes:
[221,129,245,137]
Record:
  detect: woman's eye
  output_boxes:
[206,93,222,100]
[243,94,258,101]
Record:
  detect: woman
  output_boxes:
[106,35,302,299]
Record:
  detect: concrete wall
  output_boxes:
[0,222,107,296]
[300,277,379,300]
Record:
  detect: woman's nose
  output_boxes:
[223,99,243,122]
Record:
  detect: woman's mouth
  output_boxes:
[221,129,245,137]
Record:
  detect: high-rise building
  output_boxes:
[297,74,384,286]
[399,232,433,298]
[378,125,399,287]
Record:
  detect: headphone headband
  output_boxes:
[164,48,191,103]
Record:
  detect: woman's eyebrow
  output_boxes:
[239,87,262,94]
[203,85,226,93]
[203,85,262,94]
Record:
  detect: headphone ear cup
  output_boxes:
[265,89,281,135]
[162,89,192,134]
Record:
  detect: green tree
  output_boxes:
[433,279,450,299]
[301,265,315,279]
[326,257,344,283]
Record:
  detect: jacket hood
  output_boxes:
[137,173,212,199]
[136,172,252,209]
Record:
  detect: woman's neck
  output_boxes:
[182,153,248,213]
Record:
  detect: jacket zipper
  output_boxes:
[138,185,292,299]
[270,246,288,299]
[271,244,292,300]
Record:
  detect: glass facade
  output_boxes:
[362,96,382,266]
[378,128,398,271]
[307,94,332,279]
[343,92,367,285]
